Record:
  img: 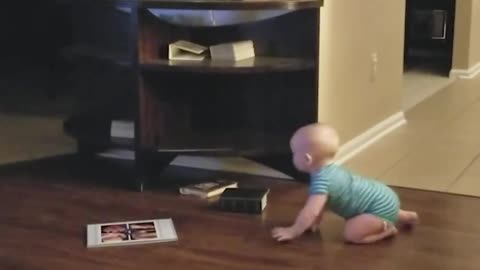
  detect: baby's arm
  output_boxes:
[272,194,327,241]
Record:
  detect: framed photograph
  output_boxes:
[87,218,177,248]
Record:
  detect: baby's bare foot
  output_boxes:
[384,221,399,235]
[392,225,399,235]
[397,210,419,229]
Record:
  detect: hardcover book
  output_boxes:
[209,40,255,61]
[179,180,238,198]
[169,40,207,61]
[219,188,269,214]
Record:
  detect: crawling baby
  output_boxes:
[272,123,418,244]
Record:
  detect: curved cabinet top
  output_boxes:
[136,0,323,10]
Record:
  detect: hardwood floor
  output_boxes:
[0,156,479,270]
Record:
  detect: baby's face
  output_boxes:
[290,134,312,173]
[292,150,309,172]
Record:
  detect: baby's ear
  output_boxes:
[305,153,313,165]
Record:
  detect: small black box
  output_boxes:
[219,188,269,214]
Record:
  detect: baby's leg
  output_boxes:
[396,209,419,227]
[344,214,398,244]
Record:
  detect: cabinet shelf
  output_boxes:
[69,129,291,156]
[149,130,291,156]
[138,0,322,10]
[141,57,315,74]
[61,44,131,66]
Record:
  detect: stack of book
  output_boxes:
[179,180,269,214]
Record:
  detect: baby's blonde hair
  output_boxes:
[293,122,340,160]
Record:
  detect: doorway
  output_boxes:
[402,0,457,110]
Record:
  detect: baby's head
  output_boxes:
[290,123,340,173]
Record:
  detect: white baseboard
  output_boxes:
[450,62,480,79]
[334,112,407,165]
[98,112,406,178]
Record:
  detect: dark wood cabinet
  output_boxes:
[61,0,323,190]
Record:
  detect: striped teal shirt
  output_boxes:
[309,164,400,223]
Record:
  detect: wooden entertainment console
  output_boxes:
[63,0,323,190]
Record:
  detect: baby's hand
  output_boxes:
[272,227,297,242]
[310,224,320,233]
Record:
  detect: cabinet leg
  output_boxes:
[247,154,309,183]
[134,179,145,192]
[135,154,176,191]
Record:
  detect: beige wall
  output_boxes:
[318,0,406,143]
[453,0,480,70]
[453,0,473,69]
[469,0,480,67]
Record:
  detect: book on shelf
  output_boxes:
[86,218,177,248]
[111,120,134,139]
[179,180,238,198]
[219,188,269,214]
[169,40,207,61]
[209,40,255,61]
